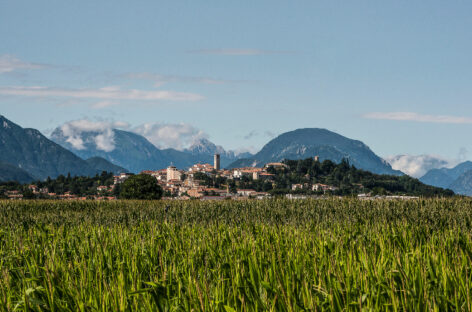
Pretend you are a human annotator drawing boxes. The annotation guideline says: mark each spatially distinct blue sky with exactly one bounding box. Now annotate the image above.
[1,1,472,172]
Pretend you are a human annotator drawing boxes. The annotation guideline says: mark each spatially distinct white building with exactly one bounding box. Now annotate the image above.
[167,166,182,182]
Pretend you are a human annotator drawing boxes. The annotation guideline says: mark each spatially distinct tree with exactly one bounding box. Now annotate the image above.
[120,174,163,200]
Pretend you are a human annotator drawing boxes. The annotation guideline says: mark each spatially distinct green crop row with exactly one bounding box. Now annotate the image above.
[0,198,471,311]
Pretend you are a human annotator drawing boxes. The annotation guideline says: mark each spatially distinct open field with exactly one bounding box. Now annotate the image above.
[1,199,472,311]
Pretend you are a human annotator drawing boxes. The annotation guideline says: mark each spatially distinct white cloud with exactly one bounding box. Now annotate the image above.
[187,49,294,55]
[243,130,276,140]
[125,72,234,87]
[233,146,257,156]
[0,54,45,74]
[58,119,129,152]
[132,123,208,150]
[0,86,204,102]
[384,154,459,178]
[364,112,472,124]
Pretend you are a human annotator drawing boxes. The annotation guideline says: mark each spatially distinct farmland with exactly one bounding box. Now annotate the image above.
[1,199,472,311]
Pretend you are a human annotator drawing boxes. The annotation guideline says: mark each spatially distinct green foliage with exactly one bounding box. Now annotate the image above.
[3,171,116,197]
[277,158,454,196]
[120,174,163,200]
[1,199,472,310]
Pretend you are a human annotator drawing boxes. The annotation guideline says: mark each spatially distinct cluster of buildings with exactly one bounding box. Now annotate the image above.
[2,184,117,200]
[113,154,278,200]
[4,154,347,201]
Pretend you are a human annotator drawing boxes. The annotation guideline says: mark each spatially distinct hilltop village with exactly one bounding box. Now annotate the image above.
[1,153,453,200]
[1,154,345,200]
[116,154,312,200]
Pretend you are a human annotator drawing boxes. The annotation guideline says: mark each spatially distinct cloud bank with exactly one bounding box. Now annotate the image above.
[385,154,458,178]
[364,112,472,124]
[58,120,129,152]
[132,123,208,150]
[0,54,45,74]
[0,86,204,102]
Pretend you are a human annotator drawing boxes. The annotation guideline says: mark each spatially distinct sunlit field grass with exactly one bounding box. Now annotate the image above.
[1,198,472,311]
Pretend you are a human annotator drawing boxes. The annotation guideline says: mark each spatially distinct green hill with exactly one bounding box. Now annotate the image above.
[229,128,402,175]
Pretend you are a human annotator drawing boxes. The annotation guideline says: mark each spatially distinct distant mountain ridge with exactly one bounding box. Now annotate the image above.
[0,161,34,183]
[184,138,249,167]
[228,128,402,176]
[51,127,169,173]
[420,161,472,195]
[51,128,248,172]
[85,157,128,174]
[0,116,127,180]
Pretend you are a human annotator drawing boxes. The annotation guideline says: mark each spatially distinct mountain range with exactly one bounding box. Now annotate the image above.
[50,127,245,172]
[5,114,472,195]
[419,161,472,195]
[1,116,407,183]
[229,128,402,175]
[51,125,403,176]
[0,116,128,181]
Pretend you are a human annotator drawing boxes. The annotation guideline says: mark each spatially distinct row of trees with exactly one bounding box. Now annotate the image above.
[0,173,164,200]
[193,158,454,197]
[276,158,454,196]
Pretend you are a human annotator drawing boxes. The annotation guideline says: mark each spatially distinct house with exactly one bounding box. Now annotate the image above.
[187,187,207,198]
[5,190,23,200]
[114,173,134,184]
[188,163,214,174]
[253,172,275,181]
[232,167,262,179]
[204,188,228,196]
[313,183,338,192]
[264,162,288,170]
[97,185,109,192]
[291,184,304,191]
[252,192,270,199]
[167,166,182,181]
[28,185,39,193]
[237,189,257,197]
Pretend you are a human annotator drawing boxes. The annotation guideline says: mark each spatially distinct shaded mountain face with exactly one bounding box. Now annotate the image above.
[51,126,214,171]
[51,127,170,173]
[0,161,35,183]
[419,169,455,189]
[449,170,472,196]
[0,116,99,180]
[184,138,249,167]
[420,161,472,195]
[51,128,249,172]
[186,138,228,156]
[228,128,402,175]
[85,157,128,174]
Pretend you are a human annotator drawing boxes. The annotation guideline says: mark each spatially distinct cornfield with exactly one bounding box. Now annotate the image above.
[1,198,472,311]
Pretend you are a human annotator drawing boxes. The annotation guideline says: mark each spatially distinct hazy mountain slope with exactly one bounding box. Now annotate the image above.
[228,128,401,175]
[85,157,128,174]
[51,128,172,172]
[419,169,455,189]
[184,138,247,167]
[448,170,472,196]
[0,116,98,180]
[420,161,472,195]
[51,128,249,171]
[0,161,35,183]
